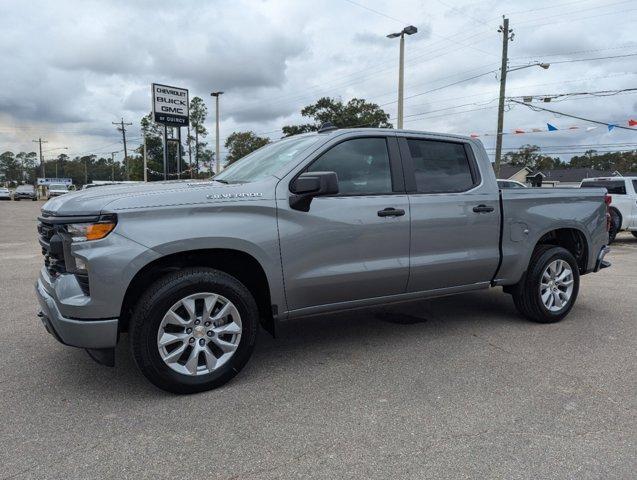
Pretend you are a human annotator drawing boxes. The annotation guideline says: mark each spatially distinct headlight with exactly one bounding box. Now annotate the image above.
[67,215,117,242]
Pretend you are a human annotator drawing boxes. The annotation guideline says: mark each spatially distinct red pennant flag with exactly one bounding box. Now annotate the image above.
[629,119,637,127]
[514,128,525,134]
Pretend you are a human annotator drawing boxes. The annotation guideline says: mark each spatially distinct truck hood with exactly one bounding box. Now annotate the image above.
[42,179,275,216]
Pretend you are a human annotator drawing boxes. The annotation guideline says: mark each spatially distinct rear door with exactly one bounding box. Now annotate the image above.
[399,136,500,292]
[276,134,411,312]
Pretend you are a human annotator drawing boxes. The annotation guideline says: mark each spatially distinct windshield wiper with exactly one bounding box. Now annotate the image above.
[213,179,230,184]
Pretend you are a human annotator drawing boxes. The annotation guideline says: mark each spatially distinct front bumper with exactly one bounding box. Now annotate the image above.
[35,277,118,349]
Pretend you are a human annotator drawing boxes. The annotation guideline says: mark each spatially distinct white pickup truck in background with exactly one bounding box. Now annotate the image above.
[580,177,637,242]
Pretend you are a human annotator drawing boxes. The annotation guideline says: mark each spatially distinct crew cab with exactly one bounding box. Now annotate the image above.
[580,177,637,242]
[35,128,611,393]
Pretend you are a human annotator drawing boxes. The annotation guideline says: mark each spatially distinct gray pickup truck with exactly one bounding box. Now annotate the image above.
[36,128,611,393]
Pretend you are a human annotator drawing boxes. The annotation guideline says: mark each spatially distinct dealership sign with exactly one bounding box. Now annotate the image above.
[152,83,189,126]
[37,178,72,186]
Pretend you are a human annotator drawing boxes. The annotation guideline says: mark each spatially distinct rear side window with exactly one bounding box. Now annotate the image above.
[407,139,477,193]
[307,137,392,195]
[633,180,637,193]
[580,180,626,195]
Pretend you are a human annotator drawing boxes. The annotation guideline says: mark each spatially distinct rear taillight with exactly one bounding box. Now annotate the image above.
[605,194,612,231]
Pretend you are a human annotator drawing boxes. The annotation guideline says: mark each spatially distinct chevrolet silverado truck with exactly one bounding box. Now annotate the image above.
[36,128,611,393]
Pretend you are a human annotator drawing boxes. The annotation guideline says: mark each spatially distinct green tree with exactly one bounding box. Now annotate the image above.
[189,96,208,174]
[282,97,392,136]
[0,151,20,182]
[503,144,562,171]
[224,132,269,166]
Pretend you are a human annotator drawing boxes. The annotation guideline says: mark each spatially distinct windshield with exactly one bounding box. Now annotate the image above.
[17,185,33,191]
[49,184,67,190]
[214,135,321,183]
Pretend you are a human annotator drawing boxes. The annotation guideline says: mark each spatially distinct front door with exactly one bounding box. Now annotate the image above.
[277,135,410,312]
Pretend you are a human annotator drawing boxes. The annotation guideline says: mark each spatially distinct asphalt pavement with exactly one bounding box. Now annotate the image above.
[0,200,635,479]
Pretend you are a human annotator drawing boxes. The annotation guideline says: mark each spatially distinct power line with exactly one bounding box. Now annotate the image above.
[509,99,637,131]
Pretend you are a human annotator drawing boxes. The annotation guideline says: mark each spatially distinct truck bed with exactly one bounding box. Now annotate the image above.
[495,187,608,285]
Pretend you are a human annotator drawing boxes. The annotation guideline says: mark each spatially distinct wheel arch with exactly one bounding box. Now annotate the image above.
[534,227,589,274]
[119,248,275,335]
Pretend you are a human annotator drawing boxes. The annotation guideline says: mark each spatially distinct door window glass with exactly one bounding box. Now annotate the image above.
[307,138,392,195]
[407,139,476,193]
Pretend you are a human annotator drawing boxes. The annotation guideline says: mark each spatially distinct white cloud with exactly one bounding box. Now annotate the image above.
[0,0,636,161]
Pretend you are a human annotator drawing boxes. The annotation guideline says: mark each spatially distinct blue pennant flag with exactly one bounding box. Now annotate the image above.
[547,123,558,131]
[608,124,616,132]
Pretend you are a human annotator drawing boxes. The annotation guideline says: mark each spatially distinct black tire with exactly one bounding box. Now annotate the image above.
[608,208,621,244]
[129,267,259,394]
[14,197,20,201]
[511,245,580,323]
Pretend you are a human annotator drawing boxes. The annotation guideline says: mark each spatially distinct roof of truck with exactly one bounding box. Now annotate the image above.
[317,127,474,142]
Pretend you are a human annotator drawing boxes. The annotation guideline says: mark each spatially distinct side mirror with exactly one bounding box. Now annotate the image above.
[289,171,339,211]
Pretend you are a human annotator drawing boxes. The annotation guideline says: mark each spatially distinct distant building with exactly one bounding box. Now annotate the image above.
[495,165,533,183]
[526,168,624,187]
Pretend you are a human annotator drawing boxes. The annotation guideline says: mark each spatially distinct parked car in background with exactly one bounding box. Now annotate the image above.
[13,184,37,201]
[580,177,637,242]
[497,179,527,189]
[36,128,611,394]
[0,187,11,200]
[46,183,69,199]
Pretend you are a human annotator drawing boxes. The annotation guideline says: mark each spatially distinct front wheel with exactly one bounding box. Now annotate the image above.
[129,268,259,394]
[511,245,580,323]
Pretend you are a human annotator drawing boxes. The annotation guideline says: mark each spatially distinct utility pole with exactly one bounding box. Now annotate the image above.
[211,91,224,174]
[494,17,513,176]
[113,118,132,180]
[110,152,117,181]
[32,138,48,177]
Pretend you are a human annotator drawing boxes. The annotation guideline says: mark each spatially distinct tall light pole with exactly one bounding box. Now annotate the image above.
[211,91,224,174]
[494,16,550,175]
[387,25,417,129]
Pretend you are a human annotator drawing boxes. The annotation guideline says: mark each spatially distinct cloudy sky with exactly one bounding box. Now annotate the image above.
[0,0,636,164]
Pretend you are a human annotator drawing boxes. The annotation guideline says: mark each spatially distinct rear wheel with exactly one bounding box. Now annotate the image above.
[129,268,258,394]
[511,246,580,323]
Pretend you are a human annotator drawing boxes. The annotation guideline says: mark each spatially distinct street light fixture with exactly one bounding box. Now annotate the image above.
[387,25,418,129]
[210,91,224,175]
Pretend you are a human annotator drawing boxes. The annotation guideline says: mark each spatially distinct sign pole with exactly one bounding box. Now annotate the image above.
[177,127,182,179]
[163,124,168,180]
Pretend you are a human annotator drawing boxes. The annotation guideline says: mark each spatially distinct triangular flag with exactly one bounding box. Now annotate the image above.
[629,119,637,127]
[514,128,525,134]
[470,133,479,138]
[608,124,615,132]
[547,123,558,131]
[586,126,598,131]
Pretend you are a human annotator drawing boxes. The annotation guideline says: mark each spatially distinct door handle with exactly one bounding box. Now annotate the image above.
[473,204,495,213]
[378,207,405,217]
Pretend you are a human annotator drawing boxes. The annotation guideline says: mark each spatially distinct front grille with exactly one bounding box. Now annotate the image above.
[38,219,66,278]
